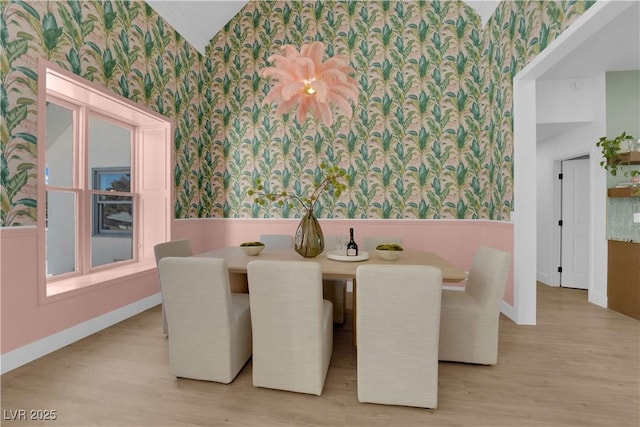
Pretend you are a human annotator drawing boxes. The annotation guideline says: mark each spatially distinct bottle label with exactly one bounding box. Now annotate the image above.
[347,248,357,256]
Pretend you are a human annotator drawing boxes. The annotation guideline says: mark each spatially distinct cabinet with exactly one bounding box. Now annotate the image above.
[607,240,640,320]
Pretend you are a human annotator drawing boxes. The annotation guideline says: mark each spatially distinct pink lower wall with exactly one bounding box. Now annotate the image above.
[1,218,513,358]
[174,218,515,302]
[0,227,159,354]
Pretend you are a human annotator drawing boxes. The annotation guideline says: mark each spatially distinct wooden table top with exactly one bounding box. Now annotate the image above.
[199,247,467,283]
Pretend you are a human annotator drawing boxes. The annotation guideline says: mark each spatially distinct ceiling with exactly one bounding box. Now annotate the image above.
[536,1,639,142]
[147,1,638,78]
[147,0,500,55]
[539,0,640,80]
[146,1,248,54]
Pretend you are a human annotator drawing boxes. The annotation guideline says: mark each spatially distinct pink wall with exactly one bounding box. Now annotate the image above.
[174,218,515,302]
[0,227,159,354]
[2,218,513,358]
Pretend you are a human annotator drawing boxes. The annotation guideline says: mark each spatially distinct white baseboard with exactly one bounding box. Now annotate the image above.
[588,291,607,308]
[1,293,162,374]
[500,300,517,323]
[536,271,549,283]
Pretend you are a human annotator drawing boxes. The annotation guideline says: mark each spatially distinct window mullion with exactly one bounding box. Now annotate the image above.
[77,105,90,274]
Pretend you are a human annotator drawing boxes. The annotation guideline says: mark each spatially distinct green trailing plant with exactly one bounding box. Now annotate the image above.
[248,163,349,215]
[596,131,639,180]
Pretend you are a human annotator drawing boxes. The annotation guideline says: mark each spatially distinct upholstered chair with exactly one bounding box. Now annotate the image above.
[259,234,294,249]
[247,260,333,395]
[261,234,346,324]
[439,246,511,365]
[158,257,252,383]
[356,264,443,408]
[154,240,193,334]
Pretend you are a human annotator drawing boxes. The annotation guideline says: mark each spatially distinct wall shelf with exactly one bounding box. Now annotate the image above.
[608,186,640,197]
[607,152,640,197]
[607,151,640,165]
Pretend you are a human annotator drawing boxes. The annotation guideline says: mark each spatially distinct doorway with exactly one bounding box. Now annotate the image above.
[559,157,590,290]
[513,1,638,322]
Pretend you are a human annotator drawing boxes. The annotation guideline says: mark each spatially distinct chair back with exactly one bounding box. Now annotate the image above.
[154,240,192,263]
[465,246,511,310]
[356,264,443,408]
[259,234,293,249]
[153,240,193,334]
[158,256,252,383]
[247,260,330,394]
[361,236,403,251]
[323,234,339,252]
[158,257,234,353]
[248,260,324,349]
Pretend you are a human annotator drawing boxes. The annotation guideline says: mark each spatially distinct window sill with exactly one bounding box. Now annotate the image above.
[44,258,157,302]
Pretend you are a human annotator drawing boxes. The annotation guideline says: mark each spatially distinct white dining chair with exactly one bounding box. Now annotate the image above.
[247,260,333,395]
[261,233,346,324]
[154,240,193,334]
[259,234,294,249]
[439,246,511,365]
[158,257,252,383]
[356,264,443,408]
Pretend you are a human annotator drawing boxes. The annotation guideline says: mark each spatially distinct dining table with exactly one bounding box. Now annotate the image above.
[199,246,467,344]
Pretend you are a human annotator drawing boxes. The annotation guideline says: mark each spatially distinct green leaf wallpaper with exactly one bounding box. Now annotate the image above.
[0,0,595,226]
[0,0,209,225]
[207,0,593,220]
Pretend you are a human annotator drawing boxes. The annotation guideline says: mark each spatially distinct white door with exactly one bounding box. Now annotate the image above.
[561,158,590,289]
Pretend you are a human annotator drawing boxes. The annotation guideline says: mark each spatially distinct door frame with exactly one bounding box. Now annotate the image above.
[513,1,631,323]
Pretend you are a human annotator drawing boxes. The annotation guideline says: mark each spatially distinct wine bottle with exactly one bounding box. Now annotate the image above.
[346,227,358,256]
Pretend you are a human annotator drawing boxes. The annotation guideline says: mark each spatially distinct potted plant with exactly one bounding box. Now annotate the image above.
[248,164,349,257]
[596,131,639,184]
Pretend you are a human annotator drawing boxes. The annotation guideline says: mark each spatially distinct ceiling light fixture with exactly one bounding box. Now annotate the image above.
[260,41,358,126]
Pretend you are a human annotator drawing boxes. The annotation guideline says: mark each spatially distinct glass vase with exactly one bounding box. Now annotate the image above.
[294,211,325,257]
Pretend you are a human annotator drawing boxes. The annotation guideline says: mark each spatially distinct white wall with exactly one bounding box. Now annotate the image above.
[536,78,598,125]
[536,75,608,306]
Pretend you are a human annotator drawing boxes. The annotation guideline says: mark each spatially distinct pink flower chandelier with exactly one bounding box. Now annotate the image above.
[260,41,358,126]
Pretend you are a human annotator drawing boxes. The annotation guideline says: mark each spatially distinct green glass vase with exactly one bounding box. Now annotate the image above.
[294,211,325,257]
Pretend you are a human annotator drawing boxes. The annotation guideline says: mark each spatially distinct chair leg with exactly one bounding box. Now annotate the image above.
[162,305,168,335]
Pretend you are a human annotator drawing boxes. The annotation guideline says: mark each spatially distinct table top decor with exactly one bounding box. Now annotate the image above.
[375,243,404,261]
[326,250,370,262]
[239,241,265,256]
[248,164,349,258]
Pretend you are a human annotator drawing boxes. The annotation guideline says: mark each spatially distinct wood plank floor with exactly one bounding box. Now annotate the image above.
[2,283,638,426]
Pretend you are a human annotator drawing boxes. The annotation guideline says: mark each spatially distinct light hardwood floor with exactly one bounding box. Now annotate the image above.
[2,283,638,426]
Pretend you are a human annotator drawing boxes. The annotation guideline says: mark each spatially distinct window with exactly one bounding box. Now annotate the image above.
[92,168,132,235]
[45,99,135,273]
[39,61,172,299]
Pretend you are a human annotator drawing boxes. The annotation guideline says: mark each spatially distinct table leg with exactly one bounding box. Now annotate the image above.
[229,272,248,293]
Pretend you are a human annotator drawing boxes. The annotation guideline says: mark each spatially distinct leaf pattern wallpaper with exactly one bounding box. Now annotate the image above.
[1,0,595,226]
[1,0,209,225]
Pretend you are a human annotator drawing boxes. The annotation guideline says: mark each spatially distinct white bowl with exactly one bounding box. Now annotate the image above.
[376,249,401,261]
[240,245,264,256]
